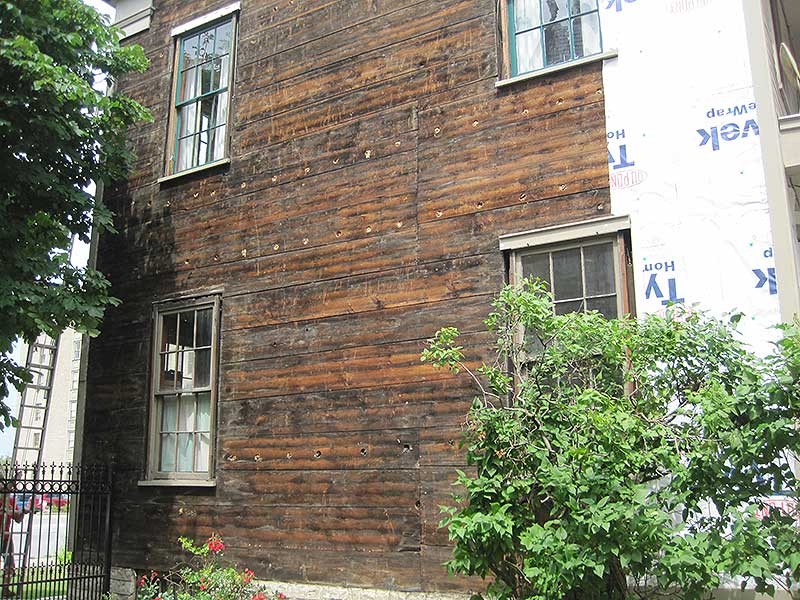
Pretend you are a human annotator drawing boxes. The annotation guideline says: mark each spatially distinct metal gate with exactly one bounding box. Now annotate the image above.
[0,464,112,600]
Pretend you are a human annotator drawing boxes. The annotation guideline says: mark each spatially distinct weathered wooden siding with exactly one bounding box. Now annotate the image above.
[83,0,609,592]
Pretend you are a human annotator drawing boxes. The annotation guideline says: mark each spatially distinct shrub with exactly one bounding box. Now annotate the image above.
[423,280,800,600]
[136,535,285,600]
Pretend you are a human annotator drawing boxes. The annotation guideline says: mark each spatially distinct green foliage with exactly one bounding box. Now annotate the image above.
[136,535,286,600]
[0,0,151,426]
[425,280,800,600]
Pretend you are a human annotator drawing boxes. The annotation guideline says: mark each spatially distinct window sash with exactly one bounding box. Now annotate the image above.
[148,296,219,480]
[167,15,237,175]
[507,0,603,76]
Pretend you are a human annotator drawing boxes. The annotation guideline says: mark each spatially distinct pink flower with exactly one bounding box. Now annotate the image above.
[242,569,255,584]
[251,593,267,600]
[276,593,287,600]
[206,534,225,554]
[137,576,147,588]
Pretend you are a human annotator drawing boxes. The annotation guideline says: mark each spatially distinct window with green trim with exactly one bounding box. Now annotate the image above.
[507,0,602,76]
[169,17,236,174]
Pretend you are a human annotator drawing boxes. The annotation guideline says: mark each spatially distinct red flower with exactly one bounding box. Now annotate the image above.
[199,579,208,591]
[277,593,287,600]
[242,569,255,584]
[206,534,225,554]
[137,576,147,588]
[251,593,267,600]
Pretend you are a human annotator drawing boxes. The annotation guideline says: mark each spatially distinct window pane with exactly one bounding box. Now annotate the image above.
[214,91,229,127]
[177,434,194,472]
[177,135,197,171]
[515,29,544,74]
[195,349,211,388]
[584,243,615,295]
[514,0,541,30]
[178,394,196,431]
[179,66,198,102]
[177,350,194,390]
[543,0,568,21]
[587,296,618,319]
[571,0,597,12]
[160,352,177,390]
[160,434,176,471]
[178,311,195,350]
[521,252,551,289]
[208,126,227,163]
[215,21,233,56]
[161,396,178,432]
[552,248,582,300]
[198,29,215,62]
[181,35,199,69]
[196,308,213,347]
[200,60,217,95]
[195,433,210,472]
[555,299,583,315]
[199,96,215,131]
[178,102,198,138]
[196,392,211,430]
[162,314,178,350]
[544,21,571,65]
[572,13,601,59]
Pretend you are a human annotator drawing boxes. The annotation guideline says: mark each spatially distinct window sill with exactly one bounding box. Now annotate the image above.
[138,479,216,488]
[495,50,619,89]
[157,158,231,184]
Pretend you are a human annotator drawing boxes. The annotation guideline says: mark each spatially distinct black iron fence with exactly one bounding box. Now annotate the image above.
[0,464,112,600]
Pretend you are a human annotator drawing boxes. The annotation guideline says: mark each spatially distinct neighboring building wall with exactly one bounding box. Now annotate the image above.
[40,329,80,465]
[82,0,611,592]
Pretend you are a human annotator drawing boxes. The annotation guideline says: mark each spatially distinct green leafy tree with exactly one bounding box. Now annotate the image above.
[0,0,150,425]
[423,280,800,600]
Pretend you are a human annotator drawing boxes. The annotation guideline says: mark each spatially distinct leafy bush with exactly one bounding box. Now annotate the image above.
[423,280,800,600]
[136,535,285,600]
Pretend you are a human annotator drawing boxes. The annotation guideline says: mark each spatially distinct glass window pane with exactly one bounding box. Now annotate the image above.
[215,21,233,56]
[552,248,582,300]
[214,91,229,127]
[543,0,568,21]
[197,29,215,62]
[160,434,176,471]
[587,296,618,319]
[199,96,215,131]
[544,21,571,65]
[200,60,216,95]
[584,243,615,295]
[515,29,543,74]
[161,314,178,350]
[160,352,177,390]
[178,102,198,138]
[195,433,210,473]
[177,135,197,171]
[208,126,227,162]
[197,129,210,165]
[181,35,199,70]
[196,309,213,347]
[514,0,541,30]
[195,349,211,388]
[521,252,551,288]
[178,311,195,350]
[555,299,583,315]
[177,350,194,390]
[179,66,198,102]
[161,396,178,432]
[572,13,601,59]
[177,434,194,472]
[571,0,597,13]
[196,392,211,430]
[178,394,196,431]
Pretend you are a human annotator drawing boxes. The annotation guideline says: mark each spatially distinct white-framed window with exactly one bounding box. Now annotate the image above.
[70,369,79,391]
[72,338,81,361]
[501,215,634,318]
[165,6,238,176]
[147,296,220,482]
[503,0,603,77]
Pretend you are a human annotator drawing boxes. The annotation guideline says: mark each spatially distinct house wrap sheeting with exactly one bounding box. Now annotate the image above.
[601,0,781,349]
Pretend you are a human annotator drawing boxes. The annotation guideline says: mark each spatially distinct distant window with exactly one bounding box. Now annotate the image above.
[166,14,237,175]
[505,0,603,77]
[147,296,219,481]
[72,338,81,361]
[71,370,79,391]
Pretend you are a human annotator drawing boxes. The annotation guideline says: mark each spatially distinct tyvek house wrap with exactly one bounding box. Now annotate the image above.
[599,0,780,351]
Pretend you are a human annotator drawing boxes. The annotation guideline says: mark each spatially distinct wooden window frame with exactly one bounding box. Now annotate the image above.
[164,9,238,177]
[500,0,605,80]
[145,295,220,484]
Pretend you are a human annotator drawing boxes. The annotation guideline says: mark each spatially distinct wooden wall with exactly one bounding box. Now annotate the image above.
[83,0,610,592]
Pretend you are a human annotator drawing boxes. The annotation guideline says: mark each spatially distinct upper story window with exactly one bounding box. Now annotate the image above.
[166,7,238,176]
[506,0,603,76]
